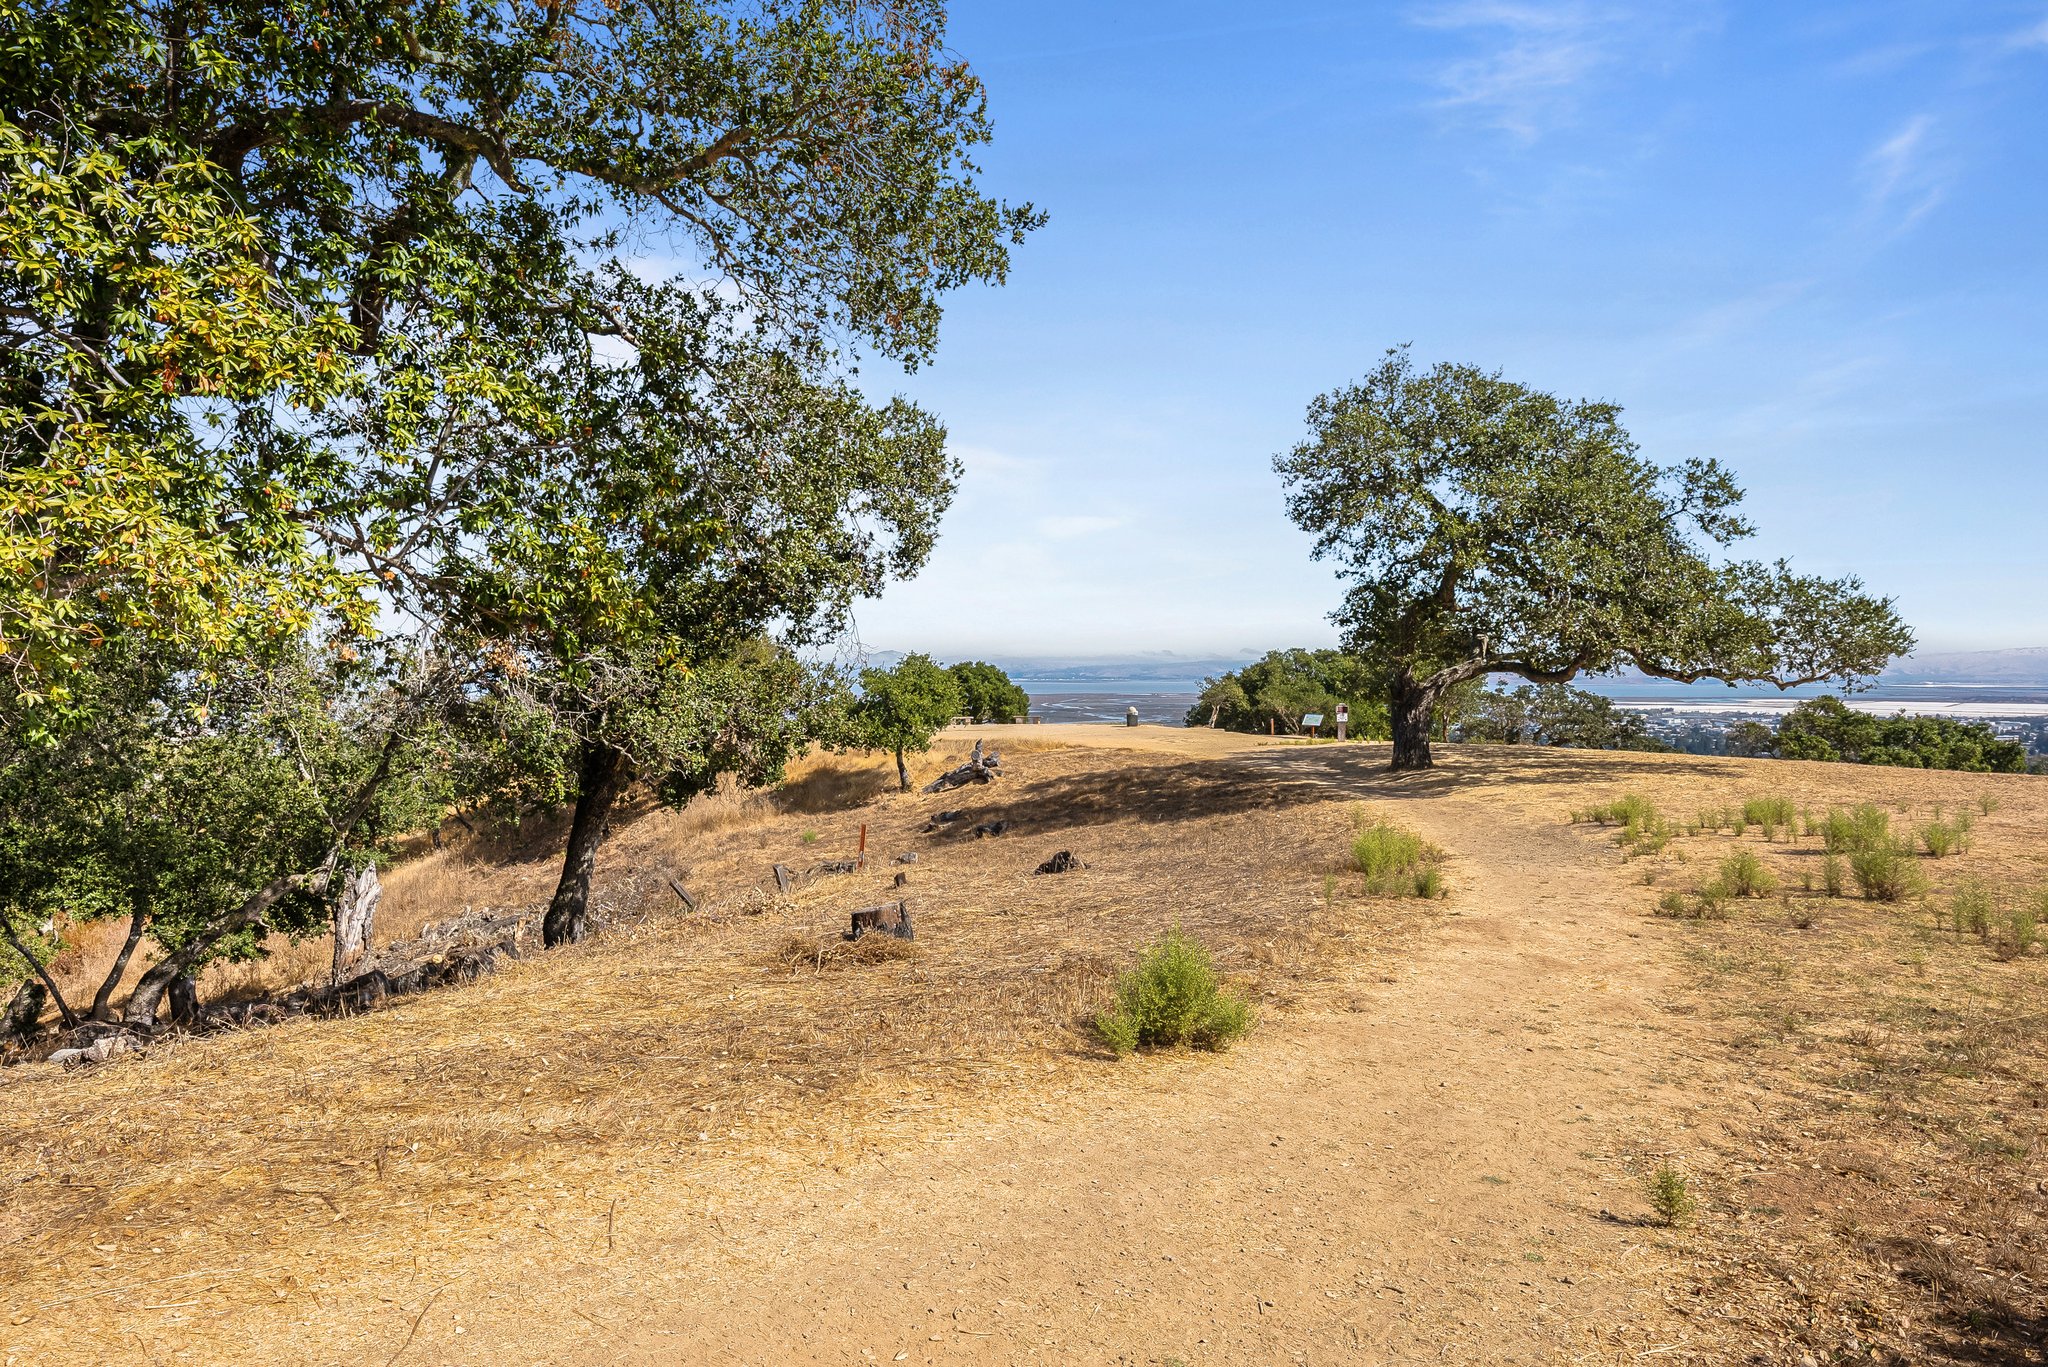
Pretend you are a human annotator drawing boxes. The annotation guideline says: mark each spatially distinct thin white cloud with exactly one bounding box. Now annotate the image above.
[947,443,1044,496]
[1409,1,1712,141]
[2008,14,2048,49]
[1861,114,1951,234]
[1035,514,1129,540]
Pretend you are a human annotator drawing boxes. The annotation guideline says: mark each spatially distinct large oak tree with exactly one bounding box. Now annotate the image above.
[1275,349,1913,770]
[3,0,1038,713]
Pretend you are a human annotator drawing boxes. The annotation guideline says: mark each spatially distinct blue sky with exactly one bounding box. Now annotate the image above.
[844,2,2048,662]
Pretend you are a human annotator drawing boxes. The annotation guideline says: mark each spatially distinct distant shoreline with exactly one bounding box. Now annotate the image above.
[1020,682,2048,727]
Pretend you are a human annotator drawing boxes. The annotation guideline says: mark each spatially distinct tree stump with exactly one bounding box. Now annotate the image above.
[2,979,46,1045]
[847,901,914,941]
[332,861,382,982]
[167,976,201,1028]
[773,864,795,895]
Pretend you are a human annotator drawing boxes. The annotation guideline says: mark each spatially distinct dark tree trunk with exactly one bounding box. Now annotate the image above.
[90,906,147,1023]
[1389,676,1438,772]
[0,909,77,1030]
[894,744,910,792]
[543,740,630,948]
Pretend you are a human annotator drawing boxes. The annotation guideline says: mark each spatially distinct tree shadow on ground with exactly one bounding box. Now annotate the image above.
[938,743,1723,837]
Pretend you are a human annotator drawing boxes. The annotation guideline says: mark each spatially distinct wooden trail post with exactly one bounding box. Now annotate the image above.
[856,823,868,869]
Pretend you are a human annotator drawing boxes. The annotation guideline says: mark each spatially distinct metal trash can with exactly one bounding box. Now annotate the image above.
[1125,705,1140,727]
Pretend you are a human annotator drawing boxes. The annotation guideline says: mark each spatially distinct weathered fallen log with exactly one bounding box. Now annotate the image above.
[811,860,859,876]
[970,820,1009,839]
[847,900,914,941]
[338,969,391,1013]
[922,740,1003,793]
[1034,851,1086,875]
[666,878,698,912]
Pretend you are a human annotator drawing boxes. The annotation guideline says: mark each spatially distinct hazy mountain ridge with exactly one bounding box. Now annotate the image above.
[1881,648,2048,686]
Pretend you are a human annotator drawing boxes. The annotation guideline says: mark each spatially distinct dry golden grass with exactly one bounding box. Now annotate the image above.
[0,736,1437,1362]
[1547,755,2048,1364]
[28,741,1047,1017]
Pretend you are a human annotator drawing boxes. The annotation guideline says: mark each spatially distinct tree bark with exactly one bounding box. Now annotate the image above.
[331,861,382,983]
[1389,675,1438,772]
[125,872,306,1028]
[90,906,148,1022]
[894,744,910,792]
[543,739,630,948]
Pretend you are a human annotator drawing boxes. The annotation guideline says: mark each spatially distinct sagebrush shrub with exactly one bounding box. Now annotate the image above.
[1352,821,1423,880]
[1851,839,1928,903]
[1717,851,1778,899]
[1950,877,1993,937]
[1919,818,1970,858]
[1095,929,1253,1056]
[1352,818,1444,896]
[1743,796,1795,839]
[1646,1163,1697,1227]
[1823,804,1892,855]
[1820,853,1846,898]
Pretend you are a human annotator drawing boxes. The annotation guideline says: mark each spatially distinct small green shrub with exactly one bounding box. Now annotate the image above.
[1978,794,2001,816]
[1656,890,1691,917]
[1743,796,1796,832]
[1351,818,1444,896]
[1646,1163,1697,1227]
[1950,877,1993,937]
[1352,820,1424,879]
[1822,804,1892,855]
[1583,794,1658,827]
[1820,853,1846,898]
[1095,929,1254,1056]
[1850,839,1929,903]
[2009,899,2040,954]
[1717,851,1778,899]
[1919,818,1970,858]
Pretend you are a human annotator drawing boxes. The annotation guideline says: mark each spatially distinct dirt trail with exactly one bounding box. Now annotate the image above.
[479,741,1714,1365]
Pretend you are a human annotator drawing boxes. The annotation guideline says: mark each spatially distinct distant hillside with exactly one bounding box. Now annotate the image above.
[1882,648,2048,686]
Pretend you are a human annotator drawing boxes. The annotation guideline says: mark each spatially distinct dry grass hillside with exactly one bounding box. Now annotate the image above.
[2,728,2045,1365]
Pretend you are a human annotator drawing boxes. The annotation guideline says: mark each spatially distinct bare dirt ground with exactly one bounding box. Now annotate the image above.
[4,727,2044,1365]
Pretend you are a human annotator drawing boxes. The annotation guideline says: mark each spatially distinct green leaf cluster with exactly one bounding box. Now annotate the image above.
[1187,649,1388,737]
[1456,683,1669,752]
[1274,348,1913,765]
[946,660,1028,723]
[1774,696,2025,773]
[845,652,959,785]
[2,0,1040,714]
